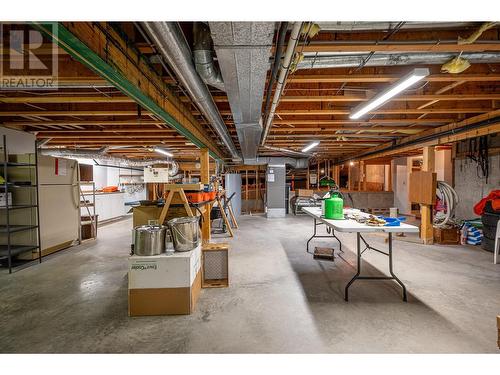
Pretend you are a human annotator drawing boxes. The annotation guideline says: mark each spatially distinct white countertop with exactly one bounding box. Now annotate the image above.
[302,207,419,234]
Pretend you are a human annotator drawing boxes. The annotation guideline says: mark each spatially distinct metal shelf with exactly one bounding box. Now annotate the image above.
[4,162,36,167]
[0,225,38,234]
[1,134,41,273]
[0,245,39,257]
[0,204,38,210]
[1,183,37,188]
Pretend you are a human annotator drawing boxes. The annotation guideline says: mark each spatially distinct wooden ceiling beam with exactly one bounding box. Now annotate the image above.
[2,120,165,127]
[340,109,500,162]
[0,111,153,117]
[33,128,176,134]
[276,94,500,103]
[272,109,490,116]
[0,96,135,104]
[270,126,422,135]
[32,22,225,159]
[272,118,454,125]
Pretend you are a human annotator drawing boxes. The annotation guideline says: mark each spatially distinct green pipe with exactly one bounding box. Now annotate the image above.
[31,22,223,162]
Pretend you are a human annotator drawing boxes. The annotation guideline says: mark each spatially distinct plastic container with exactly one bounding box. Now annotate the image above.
[186,192,204,203]
[324,192,344,220]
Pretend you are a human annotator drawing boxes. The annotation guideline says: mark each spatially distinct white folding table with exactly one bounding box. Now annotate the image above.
[302,206,419,301]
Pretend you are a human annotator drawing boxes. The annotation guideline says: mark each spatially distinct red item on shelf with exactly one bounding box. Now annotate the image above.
[473,190,500,215]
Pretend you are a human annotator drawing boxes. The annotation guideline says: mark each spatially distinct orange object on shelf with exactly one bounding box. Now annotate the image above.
[102,186,119,192]
[208,191,216,200]
[186,192,204,203]
[203,192,211,201]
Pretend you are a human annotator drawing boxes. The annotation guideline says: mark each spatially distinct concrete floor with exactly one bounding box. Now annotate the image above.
[1,214,499,353]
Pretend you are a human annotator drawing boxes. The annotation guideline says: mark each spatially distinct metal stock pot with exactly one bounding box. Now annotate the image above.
[133,221,167,256]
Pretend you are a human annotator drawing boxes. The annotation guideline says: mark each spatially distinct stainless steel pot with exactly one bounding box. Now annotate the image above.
[133,222,167,256]
[167,216,200,252]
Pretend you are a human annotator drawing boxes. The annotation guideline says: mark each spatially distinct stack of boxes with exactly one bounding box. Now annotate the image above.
[461,222,483,246]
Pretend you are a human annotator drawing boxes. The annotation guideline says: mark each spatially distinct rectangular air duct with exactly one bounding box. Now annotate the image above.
[209,22,275,163]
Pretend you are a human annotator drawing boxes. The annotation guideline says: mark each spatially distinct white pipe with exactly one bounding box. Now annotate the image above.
[261,22,303,146]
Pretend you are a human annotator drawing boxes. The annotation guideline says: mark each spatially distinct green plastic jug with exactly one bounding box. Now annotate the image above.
[324,191,344,220]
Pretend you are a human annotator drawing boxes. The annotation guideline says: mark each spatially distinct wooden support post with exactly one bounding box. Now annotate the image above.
[420,146,435,244]
[360,160,367,191]
[307,165,310,189]
[387,162,393,191]
[217,194,233,237]
[200,148,211,244]
[317,163,320,188]
[255,168,259,212]
[348,164,352,191]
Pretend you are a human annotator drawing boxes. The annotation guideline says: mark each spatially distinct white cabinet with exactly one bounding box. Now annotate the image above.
[82,192,125,223]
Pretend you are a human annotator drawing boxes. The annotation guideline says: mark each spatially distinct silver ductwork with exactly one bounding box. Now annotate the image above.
[315,22,479,32]
[141,22,240,160]
[297,52,500,70]
[262,145,312,158]
[261,22,303,147]
[244,156,309,169]
[209,22,275,163]
[40,147,179,175]
[193,22,225,91]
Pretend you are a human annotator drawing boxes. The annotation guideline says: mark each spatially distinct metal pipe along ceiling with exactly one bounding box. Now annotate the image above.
[315,22,480,32]
[141,22,240,161]
[193,22,225,91]
[261,22,303,147]
[297,52,500,70]
[40,147,180,175]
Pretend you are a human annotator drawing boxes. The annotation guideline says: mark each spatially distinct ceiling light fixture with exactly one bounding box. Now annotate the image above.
[154,147,173,157]
[349,68,430,120]
[302,141,320,153]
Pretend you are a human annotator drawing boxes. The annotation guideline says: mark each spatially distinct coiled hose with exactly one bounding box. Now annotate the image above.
[433,181,459,228]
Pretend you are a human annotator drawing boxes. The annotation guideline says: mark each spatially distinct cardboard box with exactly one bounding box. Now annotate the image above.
[433,227,460,245]
[132,205,198,227]
[0,192,12,206]
[297,189,313,197]
[132,206,163,227]
[128,245,201,316]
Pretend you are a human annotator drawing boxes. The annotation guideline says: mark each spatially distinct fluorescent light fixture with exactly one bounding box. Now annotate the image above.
[302,141,320,153]
[349,68,430,120]
[349,161,355,166]
[154,147,173,157]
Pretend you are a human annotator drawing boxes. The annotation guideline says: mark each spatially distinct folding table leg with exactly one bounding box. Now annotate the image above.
[306,219,318,253]
[388,233,407,302]
[344,233,361,301]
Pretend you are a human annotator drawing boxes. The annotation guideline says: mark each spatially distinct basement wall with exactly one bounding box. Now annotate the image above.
[454,152,500,220]
[435,149,452,185]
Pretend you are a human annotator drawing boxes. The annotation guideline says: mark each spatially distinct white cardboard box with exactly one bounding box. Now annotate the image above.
[0,192,12,207]
[128,245,201,289]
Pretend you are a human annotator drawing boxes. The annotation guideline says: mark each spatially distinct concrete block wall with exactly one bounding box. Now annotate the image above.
[454,153,500,220]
